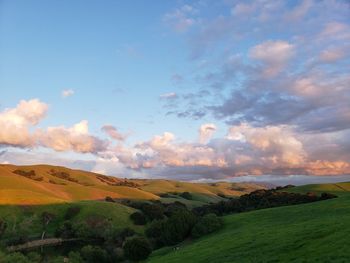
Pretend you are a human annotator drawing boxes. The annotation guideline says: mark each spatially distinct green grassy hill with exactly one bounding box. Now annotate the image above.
[0,201,143,242]
[148,182,350,263]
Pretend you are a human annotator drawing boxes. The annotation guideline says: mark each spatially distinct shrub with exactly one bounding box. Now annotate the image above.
[81,245,109,263]
[105,196,115,202]
[67,251,83,263]
[320,192,337,200]
[0,219,7,238]
[65,206,81,220]
[217,193,227,198]
[41,211,55,227]
[164,201,187,217]
[164,210,197,245]
[26,252,41,262]
[56,221,75,238]
[142,203,164,220]
[123,236,152,261]
[152,210,197,246]
[130,212,147,225]
[1,252,31,263]
[73,215,113,240]
[145,220,165,239]
[180,192,192,200]
[192,213,223,238]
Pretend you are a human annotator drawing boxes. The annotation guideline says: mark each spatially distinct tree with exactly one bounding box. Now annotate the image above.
[191,213,223,238]
[141,203,164,220]
[105,196,115,202]
[130,212,147,225]
[1,252,31,263]
[180,192,192,200]
[0,219,6,238]
[64,206,81,220]
[123,236,152,261]
[68,251,84,263]
[162,210,197,245]
[146,209,197,246]
[81,245,109,263]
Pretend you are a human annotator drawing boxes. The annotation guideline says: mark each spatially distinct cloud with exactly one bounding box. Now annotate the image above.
[101,125,127,141]
[227,124,306,166]
[62,89,74,98]
[38,120,108,154]
[0,99,108,154]
[249,40,295,77]
[160,92,178,99]
[318,47,346,63]
[199,123,217,144]
[98,123,350,180]
[0,99,48,147]
[285,0,313,21]
[163,5,198,32]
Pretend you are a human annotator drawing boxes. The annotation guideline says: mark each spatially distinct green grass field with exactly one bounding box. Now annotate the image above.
[148,182,350,263]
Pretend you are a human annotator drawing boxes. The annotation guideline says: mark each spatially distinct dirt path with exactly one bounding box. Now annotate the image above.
[7,238,79,252]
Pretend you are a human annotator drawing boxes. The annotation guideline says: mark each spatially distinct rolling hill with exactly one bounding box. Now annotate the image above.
[148,182,350,262]
[0,164,265,205]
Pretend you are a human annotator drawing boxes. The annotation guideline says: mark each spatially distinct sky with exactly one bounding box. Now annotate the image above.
[0,0,349,185]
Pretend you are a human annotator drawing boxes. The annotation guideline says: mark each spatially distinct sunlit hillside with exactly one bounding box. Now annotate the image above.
[0,164,265,205]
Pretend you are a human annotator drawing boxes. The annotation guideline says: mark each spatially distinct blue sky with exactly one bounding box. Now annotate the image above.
[0,0,205,141]
[1,0,349,184]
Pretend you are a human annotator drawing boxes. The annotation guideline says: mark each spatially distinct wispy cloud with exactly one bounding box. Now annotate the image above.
[62,89,74,98]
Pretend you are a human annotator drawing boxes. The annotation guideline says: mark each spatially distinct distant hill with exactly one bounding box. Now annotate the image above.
[0,164,265,205]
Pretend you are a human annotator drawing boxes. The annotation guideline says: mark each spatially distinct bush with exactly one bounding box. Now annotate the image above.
[65,206,81,220]
[161,210,197,245]
[0,219,7,238]
[142,203,164,220]
[1,252,31,263]
[105,196,115,202]
[164,201,187,217]
[192,213,223,238]
[67,251,83,263]
[27,252,41,262]
[74,215,113,239]
[130,211,147,225]
[81,245,109,263]
[56,221,75,238]
[123,236,152,261]
[146,210,197,247]
[180,192,192,200]
[41,211,55,227]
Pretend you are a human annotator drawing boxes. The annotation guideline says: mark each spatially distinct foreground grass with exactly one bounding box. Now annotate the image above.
[148,183,350,263]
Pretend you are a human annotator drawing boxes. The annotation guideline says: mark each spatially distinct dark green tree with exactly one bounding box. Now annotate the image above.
[191,213,223,238]
[123,236,152,261]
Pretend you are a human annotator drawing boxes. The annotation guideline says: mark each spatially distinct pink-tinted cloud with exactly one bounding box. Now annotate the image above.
[101,125,127,141]
[199,123,217,144]
[0,99,48,147]
[39,120,107,154]
[249,40,295,77]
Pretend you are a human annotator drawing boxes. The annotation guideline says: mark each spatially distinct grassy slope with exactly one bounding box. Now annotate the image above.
[0,164,264,205]
[148,182,350,263]
[0,201,142,241]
